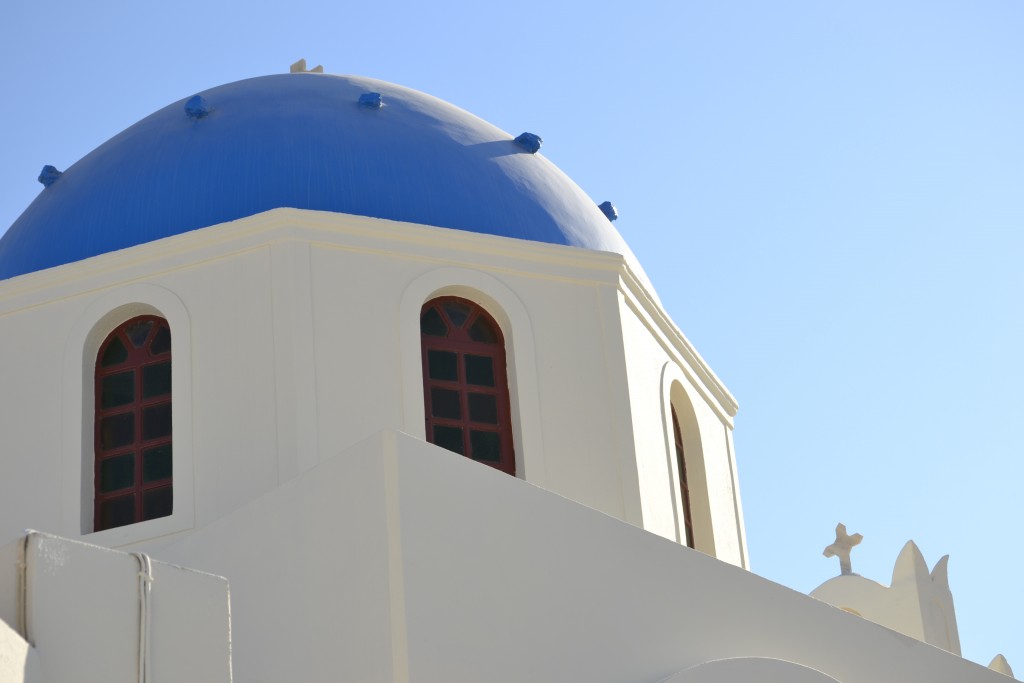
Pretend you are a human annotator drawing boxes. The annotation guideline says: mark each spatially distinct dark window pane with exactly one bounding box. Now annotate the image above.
[433,425,464,455]
[100,495,135,530]
[143,445,173,482]
[142,362,172,398]
[428,350,458,381]
[101,337,129,367]
[142,486,173,521]
[125,320,154,348]
[443,301,470,328]
[99,454,135,492]
[420,307,448,337]
[101,371,135,408]
[100,413,135,450]
[419,299,515,475]
[468,317,499,343]
[465,355,495,386]
[468,393,498,424]
[430,388,461,419]
[470,431,501,462]
[150,325,171,355]
[143,403,172,440]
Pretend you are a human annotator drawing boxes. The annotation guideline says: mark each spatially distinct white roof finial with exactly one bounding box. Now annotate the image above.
[988,654,1014,677]
[290,58,323,74]
[823,523,863,576]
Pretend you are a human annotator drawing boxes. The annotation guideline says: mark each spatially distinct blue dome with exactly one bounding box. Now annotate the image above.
[0,73,646,283]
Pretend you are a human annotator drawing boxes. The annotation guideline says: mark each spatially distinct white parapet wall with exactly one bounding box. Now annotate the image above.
[0,617,42,683]
[0,532,231,683]
[153,430,1010,683]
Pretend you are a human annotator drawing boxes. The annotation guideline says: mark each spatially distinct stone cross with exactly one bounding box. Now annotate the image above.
[823,523,863,576]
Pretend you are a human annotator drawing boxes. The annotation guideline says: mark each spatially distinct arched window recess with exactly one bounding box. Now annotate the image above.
[94,315,173,531]
[420,297,516,476]
[671,405,696,549]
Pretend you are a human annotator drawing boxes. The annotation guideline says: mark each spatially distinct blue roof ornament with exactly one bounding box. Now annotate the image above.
[184,95,211,119]
[358,92,383,109]
[598,201,618,222]
[38,165,62,188]
[514,132,542,154]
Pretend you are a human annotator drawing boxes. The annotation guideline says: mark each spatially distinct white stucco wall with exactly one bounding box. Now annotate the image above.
[156,431,1006,683]
[616,283,746,565]
[0,617,42,683]
[155,431,403,683]
[0,209,743,563]
[0,532,230,683]
[389,432,1005,683]
[662,657,840,683]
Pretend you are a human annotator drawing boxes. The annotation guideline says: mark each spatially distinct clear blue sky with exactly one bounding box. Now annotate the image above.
[2,0,1021,671]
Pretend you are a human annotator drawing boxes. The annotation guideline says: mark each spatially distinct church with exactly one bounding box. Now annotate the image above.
[0,63,1014,682]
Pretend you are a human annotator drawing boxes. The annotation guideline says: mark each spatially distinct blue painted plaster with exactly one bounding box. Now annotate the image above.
[0,74,647,285]
[37,165,63,187]
[598,201,618,222]
[358,91,383,108]
[514,132,542,154]
[184,95,211,119]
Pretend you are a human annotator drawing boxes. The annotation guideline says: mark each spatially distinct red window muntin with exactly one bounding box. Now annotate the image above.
[94,315,173,531]
[420,297,516,476]
[671,406,695,548]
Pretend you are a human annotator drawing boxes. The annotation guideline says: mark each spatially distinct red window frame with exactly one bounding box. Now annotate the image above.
[671,406,695,548]
[420,297,516,476]
[94,315,173,531]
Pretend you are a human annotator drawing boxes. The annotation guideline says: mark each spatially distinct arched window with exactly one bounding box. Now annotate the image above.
[420,297,515,475]
[94,316,172,531]
[671,406,695,549]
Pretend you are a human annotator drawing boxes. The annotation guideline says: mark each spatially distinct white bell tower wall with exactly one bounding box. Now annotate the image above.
[0,208,747,567]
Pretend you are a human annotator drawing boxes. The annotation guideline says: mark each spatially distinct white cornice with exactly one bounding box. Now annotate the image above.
[0,208,738,419]
[617,261,739,421]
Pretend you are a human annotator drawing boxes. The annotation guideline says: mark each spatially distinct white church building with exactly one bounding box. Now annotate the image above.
[0,63,1014,682]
